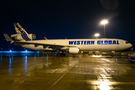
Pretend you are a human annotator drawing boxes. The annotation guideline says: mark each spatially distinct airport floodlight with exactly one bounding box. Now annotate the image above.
[101,20,108,24]
[95,33,100,38]
[101,20,108,38]
[95,33,100,37]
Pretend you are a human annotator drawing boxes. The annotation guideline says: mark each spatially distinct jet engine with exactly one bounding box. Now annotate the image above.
[29,34,36,39]
[11,33,36,41]
[69,47,79,53]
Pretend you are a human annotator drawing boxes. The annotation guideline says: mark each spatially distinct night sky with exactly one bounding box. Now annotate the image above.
[0,0,135,50]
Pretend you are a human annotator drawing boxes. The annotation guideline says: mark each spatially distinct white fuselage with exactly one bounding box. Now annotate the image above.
[20,38,132,51]
[5,23,132,53]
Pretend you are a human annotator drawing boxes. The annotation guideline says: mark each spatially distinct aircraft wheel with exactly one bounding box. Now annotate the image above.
[60,53,66,56]
[130,61,133,63]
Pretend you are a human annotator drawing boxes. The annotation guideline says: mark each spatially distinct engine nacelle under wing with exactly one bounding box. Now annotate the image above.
[69,47,79,53]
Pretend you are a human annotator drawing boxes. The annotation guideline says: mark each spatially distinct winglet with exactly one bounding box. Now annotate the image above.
[3,34,14,43]
[42,37,48,40]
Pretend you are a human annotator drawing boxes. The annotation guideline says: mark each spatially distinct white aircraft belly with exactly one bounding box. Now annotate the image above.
[21,44,52,51]
[80,45,119,51]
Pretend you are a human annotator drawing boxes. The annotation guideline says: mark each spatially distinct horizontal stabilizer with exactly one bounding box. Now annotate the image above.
[3,34,14,42]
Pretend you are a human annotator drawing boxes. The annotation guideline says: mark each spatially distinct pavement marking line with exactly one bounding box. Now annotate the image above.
[48,70,68,90]
[48,60,79,90]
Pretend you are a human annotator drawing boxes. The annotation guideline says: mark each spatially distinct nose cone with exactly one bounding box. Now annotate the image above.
[125,43,132,49]
[128,43,132,48]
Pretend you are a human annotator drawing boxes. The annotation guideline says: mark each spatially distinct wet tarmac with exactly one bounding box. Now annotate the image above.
[0,55,135,90]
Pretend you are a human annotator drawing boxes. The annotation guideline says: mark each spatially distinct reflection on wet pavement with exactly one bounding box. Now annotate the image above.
[8,58,12,75]
[1,53,2,61]
[0,55,135,90]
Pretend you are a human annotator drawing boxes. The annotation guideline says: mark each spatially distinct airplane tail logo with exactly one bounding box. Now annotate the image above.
[21,32,32,41]
[14,23,32,41]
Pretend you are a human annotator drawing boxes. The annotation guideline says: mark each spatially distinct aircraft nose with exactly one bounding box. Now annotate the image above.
[130,43,132,47]
[129,43,132,48]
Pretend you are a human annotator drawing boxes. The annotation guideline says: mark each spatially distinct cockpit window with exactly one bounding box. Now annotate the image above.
[126,42,129,44]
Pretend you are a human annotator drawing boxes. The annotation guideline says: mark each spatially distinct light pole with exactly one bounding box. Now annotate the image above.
[95,33,100,39]
[101,20,108,38]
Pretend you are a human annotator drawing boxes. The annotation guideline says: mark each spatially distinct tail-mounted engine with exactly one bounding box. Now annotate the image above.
[11,33,36,41]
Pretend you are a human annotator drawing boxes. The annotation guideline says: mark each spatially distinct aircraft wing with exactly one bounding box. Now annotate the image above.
[13,41,72,49]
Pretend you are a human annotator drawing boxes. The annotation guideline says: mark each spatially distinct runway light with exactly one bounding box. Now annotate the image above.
[25,50,28,52]
[131,48,133,51]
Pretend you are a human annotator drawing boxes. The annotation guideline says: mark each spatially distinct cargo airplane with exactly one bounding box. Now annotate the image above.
[4,23,132,55]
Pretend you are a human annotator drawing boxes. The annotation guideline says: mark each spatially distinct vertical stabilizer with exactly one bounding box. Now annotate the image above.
[11,23,36,41]
[14,23,28,34]
[13,23,32,41]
